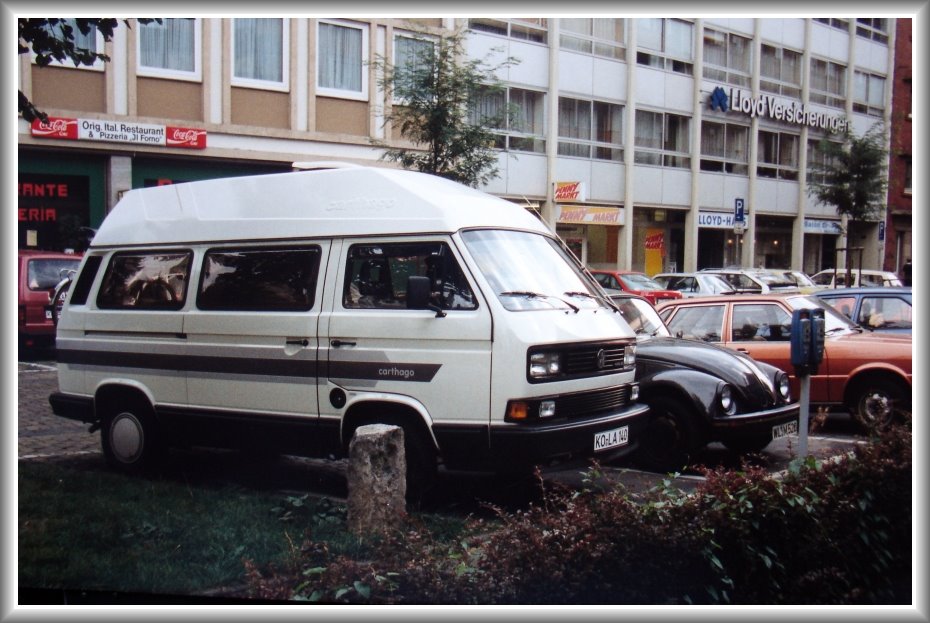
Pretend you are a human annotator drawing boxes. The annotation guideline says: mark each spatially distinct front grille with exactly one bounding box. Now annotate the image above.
[562,344,627,375]
[556,385,631,419]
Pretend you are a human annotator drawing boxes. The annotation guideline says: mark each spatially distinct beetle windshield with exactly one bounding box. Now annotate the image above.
[460,230,609,311]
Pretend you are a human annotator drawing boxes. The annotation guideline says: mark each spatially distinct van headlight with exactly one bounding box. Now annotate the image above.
[529,352,562,379]
[623,344,636,369]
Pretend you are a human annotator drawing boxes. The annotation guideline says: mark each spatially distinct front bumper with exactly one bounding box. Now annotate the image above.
[712,402,800,438]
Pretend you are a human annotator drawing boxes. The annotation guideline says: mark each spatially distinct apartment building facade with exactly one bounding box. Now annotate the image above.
[17,17,902,276]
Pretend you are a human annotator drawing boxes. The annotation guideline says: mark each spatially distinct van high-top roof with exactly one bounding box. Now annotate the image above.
[91,167,549,247]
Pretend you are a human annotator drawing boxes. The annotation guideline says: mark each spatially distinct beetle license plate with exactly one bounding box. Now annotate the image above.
[594,426,629,451]
[772,420,799,440]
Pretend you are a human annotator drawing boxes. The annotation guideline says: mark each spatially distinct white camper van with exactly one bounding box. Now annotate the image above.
[50,166,648,491]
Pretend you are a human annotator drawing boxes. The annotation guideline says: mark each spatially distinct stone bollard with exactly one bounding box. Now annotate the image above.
[346,424,407,536]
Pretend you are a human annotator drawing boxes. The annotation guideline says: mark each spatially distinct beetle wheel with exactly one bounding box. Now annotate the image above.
[634,396,700,473]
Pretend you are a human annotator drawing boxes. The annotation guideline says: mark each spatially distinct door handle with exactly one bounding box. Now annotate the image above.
[331,339,356,348]
[286,338,310,347]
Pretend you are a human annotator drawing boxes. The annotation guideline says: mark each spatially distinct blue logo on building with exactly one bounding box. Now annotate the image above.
[709,87,729,112]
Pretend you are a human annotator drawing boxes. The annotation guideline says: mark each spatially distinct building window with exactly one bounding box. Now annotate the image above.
[853,70,886,116]
[36,19,104,70]
[700,121,749,174]
[472,87,546,154]
[138,18,200,80]
[903,157,912,196]
[392,32,435,103]
[558,98,623,161]
[760,44,802,99]
[317,20,368,99]
[636,18,694,76]
[809,57,846,109]
[232,18,287,89]
[807,137,840,185]
[856,18,889,44]
[758,130,799,180]
[813,18,850,31]
[559,18,625,59]
[468,18,548,44]
[634,110,691,169]
[703,28,751,87]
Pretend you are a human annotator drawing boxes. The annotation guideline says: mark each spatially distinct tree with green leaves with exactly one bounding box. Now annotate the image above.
[18,18,154,123]
[807,122,888,279]
[372,28,518,188]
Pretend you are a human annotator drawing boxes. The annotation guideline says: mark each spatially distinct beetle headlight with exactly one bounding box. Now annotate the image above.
[776,372,791,402]
[529,352,562,379]
[719,384,736,415]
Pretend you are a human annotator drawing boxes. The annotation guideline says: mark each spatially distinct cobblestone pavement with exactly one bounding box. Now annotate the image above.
[18,361,99,460]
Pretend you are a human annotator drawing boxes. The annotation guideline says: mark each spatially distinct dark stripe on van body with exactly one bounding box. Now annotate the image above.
[56,349,440,382]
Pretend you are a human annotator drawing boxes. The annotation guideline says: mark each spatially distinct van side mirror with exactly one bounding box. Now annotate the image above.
[406,275,446,318]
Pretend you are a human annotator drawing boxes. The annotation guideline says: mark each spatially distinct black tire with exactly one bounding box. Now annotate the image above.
[849,379,908,432]
[100,397,165,473]
[634,396,702,473]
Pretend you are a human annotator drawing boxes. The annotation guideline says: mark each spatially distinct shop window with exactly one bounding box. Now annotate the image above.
[810,57,846,109]
[700,121,749,174]
[703,28,751,87]
[758,130,799,180]
[636,18,694,76]
[853,70,886,116]
[471,87,546,154]
[317,20,368,100]
[468,18,548,44]
[634,110,691,169]
[760,44,801,99]
[558,98,623,162]
[138,18,201,81]
[560,18,625,59]
[232,18,287,90]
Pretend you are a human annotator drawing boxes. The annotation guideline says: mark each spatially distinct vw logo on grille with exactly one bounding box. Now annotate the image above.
[596,348,607,370]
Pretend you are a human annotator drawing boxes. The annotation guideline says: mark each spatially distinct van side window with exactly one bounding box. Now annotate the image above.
[198,246,321,311]
[68,255,103,305]
[98,252,191,310]
[343,242,477,310]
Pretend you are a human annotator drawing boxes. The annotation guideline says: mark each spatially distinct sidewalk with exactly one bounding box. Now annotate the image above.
[18,364,99,460]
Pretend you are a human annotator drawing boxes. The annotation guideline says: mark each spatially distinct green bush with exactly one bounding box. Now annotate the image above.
[243,421,911,604]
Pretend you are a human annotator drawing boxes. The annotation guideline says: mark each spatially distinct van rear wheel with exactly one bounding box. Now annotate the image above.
[101,398,164,473]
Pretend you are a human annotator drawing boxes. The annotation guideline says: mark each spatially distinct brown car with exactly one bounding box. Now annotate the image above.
[657,293,912,430]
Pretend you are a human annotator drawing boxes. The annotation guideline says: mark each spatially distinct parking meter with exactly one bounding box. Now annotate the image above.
[809,308,825,375]
[790,309,812,376]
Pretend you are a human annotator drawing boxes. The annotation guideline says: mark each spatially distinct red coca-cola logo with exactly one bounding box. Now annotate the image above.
[166,126,207,149]
[31,117,78,139]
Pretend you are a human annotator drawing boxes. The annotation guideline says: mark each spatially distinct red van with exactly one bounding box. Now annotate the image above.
[18,249,82,348]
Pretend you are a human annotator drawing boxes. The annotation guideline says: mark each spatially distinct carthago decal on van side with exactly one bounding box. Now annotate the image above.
[57,348,441,382]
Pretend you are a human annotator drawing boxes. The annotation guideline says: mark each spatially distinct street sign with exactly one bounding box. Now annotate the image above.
[734,198,745,223]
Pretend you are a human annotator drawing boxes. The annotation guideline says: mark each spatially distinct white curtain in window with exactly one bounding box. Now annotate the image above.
[594,102,622,144]
[593,18,623,43]
[140,18,195,72]
[470,88,505,129]
[703,29,727,67]
[234,19,283,82]
[666,20,693,59]
[701,121,725,157]
[760,45,778,79]
[778,134,798,167]
[868,75,885,107]
[728,125,749,162]
[512,90,543,134]
[728,34,750,72]
[560,18,591,35]
[781,49,801,84]
[634,110,662,149]
[758,131,778,165]
[319,22,362,91]
[395,35,433,78]
[637,19,663,52]
[559,98,591,140]
[665,114,689,153]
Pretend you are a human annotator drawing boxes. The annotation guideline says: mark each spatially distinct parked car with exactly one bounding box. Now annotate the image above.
[699,268,800,294]
[589,270,683,305]
[653,272,737,297]
[17,249,82,348]
[609,293,798,471]
[811,268,903,288]
[657,294,912,430]
[814,287,912,334]
[775,270,824,294]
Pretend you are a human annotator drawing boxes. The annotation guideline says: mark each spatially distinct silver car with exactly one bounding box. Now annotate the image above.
[653,272,736,297]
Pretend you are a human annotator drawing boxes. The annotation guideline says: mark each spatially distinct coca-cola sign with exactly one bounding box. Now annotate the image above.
[30,117,207,150]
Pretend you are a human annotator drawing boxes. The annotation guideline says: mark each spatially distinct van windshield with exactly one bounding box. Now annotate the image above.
[460,230,608,312]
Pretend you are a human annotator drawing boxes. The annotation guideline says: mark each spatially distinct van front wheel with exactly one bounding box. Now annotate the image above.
[101,400,164,473]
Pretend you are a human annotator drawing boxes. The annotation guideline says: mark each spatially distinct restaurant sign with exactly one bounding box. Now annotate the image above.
[31,117,207,149]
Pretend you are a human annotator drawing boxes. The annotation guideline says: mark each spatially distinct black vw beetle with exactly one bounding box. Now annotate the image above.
[609,293,799,472]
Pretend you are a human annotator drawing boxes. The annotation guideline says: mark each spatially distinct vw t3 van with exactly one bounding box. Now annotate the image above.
[49,166,648,492]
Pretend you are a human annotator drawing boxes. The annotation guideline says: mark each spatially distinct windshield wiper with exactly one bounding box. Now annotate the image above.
[499,291,580,313]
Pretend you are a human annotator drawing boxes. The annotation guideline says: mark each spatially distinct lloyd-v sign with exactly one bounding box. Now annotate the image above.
[708,86,849,135]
